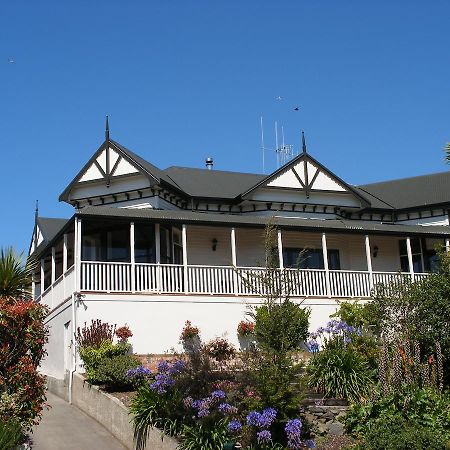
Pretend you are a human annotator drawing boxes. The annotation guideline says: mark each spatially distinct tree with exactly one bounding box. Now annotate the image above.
[0,248,33,301]
[445,142,450,164]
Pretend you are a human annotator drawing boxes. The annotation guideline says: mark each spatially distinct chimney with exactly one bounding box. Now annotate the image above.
[205,157,213,170]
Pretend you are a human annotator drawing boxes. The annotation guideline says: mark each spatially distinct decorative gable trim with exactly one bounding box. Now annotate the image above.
[241,152,370,206]
[59,140,160,202]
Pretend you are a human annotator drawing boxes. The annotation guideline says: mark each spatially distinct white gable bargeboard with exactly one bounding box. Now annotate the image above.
[79,148,139,183]
[267,160,346,192]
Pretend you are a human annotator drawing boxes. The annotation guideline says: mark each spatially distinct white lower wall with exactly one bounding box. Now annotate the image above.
[41,300,72,379]
[42,293,342,378]
[76,294,340,355]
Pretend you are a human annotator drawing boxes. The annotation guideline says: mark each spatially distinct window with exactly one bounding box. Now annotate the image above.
[172,227,183,265]
[283,248,340,270]
[66,229,74,268]
[399,239,423,273]
[82,220,130,263]
[134,223,155,263]
[160,226,172,263]
[54,239,64,279]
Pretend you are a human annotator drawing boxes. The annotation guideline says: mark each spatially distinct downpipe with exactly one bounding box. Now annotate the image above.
[68,292,78,404]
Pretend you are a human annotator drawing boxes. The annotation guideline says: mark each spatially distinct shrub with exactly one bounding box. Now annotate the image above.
[115,325,133,343]
[353,417,449,450]
[205,338,236,362]
[307,343,372,402]
[253,300,310,353]
[237,320,255,337]
[179,419,229,450]
[79,340,130,383]
[180,320,200,341]
[0,418,23,450]
[345,386,450,439]
[0,298,48,430]
[369,249,450,385]
[75,319,116,349]
[90,354,141,390]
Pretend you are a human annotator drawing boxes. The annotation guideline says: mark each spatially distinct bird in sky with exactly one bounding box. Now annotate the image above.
[275,96,283,101]
[294,107,300,111]
[8,58,15,64]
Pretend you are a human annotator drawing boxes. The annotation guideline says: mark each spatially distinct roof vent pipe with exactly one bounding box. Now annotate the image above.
[205,157,213,170]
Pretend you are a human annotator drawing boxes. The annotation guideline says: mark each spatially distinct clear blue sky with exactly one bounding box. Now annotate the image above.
[1,1,450,252]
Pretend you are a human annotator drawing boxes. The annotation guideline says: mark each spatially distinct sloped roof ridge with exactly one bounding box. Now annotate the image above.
[359,169,450,188]
[164,165,265,176]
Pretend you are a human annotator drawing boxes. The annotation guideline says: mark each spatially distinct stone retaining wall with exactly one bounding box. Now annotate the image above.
[46,374,178,450]
[300,404,348,437]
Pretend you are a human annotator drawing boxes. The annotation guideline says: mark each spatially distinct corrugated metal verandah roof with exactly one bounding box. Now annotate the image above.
[77,206,450,237]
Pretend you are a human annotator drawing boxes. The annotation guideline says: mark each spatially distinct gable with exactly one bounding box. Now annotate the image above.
[242,153,370,208]
[59,140,162,204]
[78,147,140,183]
[267,160,346,193]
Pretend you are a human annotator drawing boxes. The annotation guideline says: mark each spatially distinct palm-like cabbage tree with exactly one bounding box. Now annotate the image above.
[0,248,34,301]
[445,143,450,164]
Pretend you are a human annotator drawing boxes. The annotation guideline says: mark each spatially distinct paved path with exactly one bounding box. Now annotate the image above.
[32,391,127,450]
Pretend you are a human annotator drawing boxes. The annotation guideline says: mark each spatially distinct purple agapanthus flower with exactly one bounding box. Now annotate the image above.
[211,389,226,400]
[227,419,242,433]
[307,340,319,352]
[256,430,272,445]
[218,403,237,415]
[169,359,186,375]
[126,366,152,378]
[157,360,170,373]
[246,411,262,427]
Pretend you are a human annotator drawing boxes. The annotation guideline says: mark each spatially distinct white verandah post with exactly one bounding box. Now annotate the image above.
[446,238,450,252]
[365,235,374,291]
[75,218,82,292]
[322,232,331,298]
[130,222,135,293]
[63,233,68,298]
[155,224,161,293]
[182,224,188,294]
[231,227,238,296]
[40,257,45,295]
[406,236,415,281]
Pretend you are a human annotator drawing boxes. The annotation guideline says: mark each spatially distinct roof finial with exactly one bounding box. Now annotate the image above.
[105,115,110,142]
[34,200,39,250]
[35,200,39,220]
[302,131,307,154]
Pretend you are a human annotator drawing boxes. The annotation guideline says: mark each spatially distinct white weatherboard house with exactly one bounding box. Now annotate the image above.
[31,127,450,380]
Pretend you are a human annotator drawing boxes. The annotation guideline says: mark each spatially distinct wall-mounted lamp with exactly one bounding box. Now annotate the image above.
[212,238,218,251]
[372,246,379,258]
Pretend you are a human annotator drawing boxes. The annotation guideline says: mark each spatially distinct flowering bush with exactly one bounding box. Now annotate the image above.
[237,320,254,337]
[307,320,372,402]
[0,298,48,430]
[180,320,200,341]
[76,319,116,349]
[115,325,133,343]
[205,337,235,362]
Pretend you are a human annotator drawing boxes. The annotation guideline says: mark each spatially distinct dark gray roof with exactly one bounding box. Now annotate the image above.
[37,217,69,242]
[78,206,450,236]
[163,166,265,199]
[111,140,182,189]
[358,171,450,210]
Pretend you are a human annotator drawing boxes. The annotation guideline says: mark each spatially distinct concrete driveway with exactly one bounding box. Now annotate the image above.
[32,391,127,450]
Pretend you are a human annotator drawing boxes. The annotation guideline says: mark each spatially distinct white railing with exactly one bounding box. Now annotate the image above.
[78,261,430,298]
[38,265,76,309]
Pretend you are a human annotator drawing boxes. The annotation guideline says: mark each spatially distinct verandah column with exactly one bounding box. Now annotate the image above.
[182,224,188,294]
[130,222,135,293]
[155,224,161,293]
[446,238,450,252]
[365,235,374,291]
[322,232,331,298]
[75,218,82,292]
[230,227,238,296]
[406,236,415,281]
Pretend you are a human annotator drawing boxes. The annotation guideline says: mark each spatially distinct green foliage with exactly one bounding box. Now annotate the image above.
[307,341,372,402]
[0,247,33,301]
[91,354,140,390]
[370,250,450,385]
[129,383,184,450]
[178,419,229,450]
[0,298,48,430]
[331,300,374,329]
[253,300,310,353]
[79,340,134,389]
[0,419,23,450]
[345,386,450,440]
[352,417,449,450]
